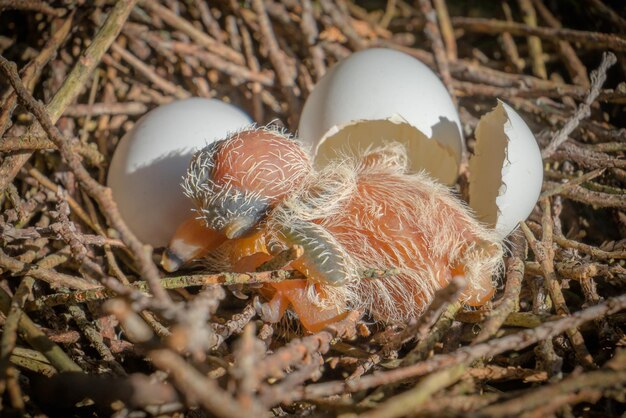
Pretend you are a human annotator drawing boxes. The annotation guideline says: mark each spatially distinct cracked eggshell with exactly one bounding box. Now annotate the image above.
[469,100,543,238]
[107,98,252,247]
[298,48,464,185]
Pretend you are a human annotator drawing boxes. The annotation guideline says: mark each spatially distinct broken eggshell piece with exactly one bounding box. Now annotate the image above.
[297,48,464,185]
[107,98,252,247]
[469,100,543,238]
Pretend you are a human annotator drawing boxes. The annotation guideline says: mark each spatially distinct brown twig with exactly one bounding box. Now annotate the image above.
[0,0,138,194]
[0,11,74,136]
[0,135,104,165]
[473,233,526,343]
[151,348,254,417]
[432,0,456,62]
[256,310,360,380]
[478,353,626,417]
[0,287,82,373]
[300,293,626,399]
[532,0,590,88]
[542,52,617,158]
[499,3,525,72]
[251,0,299,125]
[417,0,456,102]
[453,17,626,51]
[520,199,596,369]
[0,48,173,309]
[138,0,244,65]
[360,364,466,418]
[518,0,547,79]
[0,0,64,16]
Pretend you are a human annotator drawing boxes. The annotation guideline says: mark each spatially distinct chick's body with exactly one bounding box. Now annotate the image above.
[265,144,503,326]
[175,128,503,332]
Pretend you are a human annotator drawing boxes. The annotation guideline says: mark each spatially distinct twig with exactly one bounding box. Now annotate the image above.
[0,287,82,373]
[468,365,548,383]
[68,305,126,375]
[25,270,297,310]
[10,348,56,376]
[0,249,99,290]
[255,310,360,380]
[300,293,626,399]
[520,199,596,369]
[193,0,225,42]
[456,310,550,328]
[478,355,626,417]
[150,348,255,418]
[0,0,138,194]
[0,247,74,390]
[0,135,104,165]
[259,352,324,407]
[138,0,244,65]
[532,0,590,88]
[584,0,626,33]
[1,223,125,247]
[432,0,456,61]
[25,267,397,310]
[0,278,32,395]
[0,46,173,309]
[542,52,617,158]
[543,181,626,208]
[64,102,148,117]
[231,324,265,412]
[110,43,190,99]
[473,233,526,343]
[251,0,299,124]
[0,0,64,16]
[402,301,462,365]
[518,0,547,79]
[554,234,626,261]
[318,0,367,50]
[26,166,98,231]
[452,17,626,51]
[0,11,74,136]
[541,168,605,198]
[360,364,466,418]
[212,301,257,347]
[499,3,525,72]
[417,0,456,102]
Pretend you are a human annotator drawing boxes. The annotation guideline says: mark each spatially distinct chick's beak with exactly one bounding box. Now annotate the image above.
[161,248,186,273]
[161,217,226,272]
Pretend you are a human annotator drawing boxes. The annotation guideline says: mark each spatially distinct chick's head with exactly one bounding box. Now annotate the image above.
[183,127,312,239]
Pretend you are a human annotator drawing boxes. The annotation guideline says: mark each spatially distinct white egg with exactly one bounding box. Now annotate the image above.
[107,98,252,247]
[469,100,543,238]
[298,48,464,185]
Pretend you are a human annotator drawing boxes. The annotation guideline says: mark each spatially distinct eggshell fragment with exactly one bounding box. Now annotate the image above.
[469,100,543,238]
[298,48,464,184]
[107,98,252,247]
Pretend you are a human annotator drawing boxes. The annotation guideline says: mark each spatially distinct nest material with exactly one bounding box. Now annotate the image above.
[0,1,625,417]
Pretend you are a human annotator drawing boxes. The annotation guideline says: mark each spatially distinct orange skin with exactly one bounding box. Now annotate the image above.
[226,231,348,333]
[324,173,494,309]
[211,172,494,332]
[164,129,499,333]
[166,188,493,332]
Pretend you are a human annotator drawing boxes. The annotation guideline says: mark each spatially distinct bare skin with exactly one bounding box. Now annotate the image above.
[162,128,503,332]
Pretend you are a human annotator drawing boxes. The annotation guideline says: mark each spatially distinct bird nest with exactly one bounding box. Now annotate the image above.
[0,1,625,417]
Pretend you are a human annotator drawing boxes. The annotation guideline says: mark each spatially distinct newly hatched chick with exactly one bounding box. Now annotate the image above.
[162,127,503,332]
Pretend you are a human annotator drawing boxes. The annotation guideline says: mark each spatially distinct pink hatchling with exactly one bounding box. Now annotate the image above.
[162,127,503,332]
